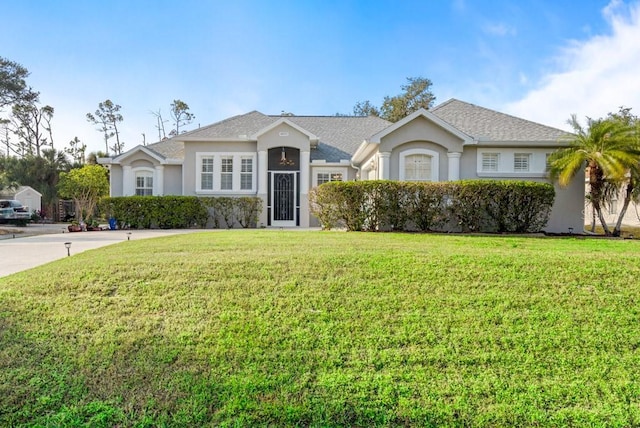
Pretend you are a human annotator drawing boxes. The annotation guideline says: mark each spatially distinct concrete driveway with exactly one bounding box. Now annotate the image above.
[0,224,201,278]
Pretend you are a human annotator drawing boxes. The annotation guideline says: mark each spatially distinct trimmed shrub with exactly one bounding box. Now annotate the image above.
[404,182,449,232]
[99,196,262,229]
[483,180,555,233]
[235,197,262,228]
[309,180,555,233]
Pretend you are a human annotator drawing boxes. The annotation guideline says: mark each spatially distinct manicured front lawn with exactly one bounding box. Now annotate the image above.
[1,231,639,426]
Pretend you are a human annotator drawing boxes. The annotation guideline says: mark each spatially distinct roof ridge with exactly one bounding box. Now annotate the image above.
[431,98,458,111]
[267,114,385,118]
[434,98,568,134]
[176,110,267,138]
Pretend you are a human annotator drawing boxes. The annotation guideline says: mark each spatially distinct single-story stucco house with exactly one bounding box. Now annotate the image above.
[99,99,584,233]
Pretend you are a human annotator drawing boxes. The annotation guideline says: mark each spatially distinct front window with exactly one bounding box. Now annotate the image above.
[404,154,432,181]
[201,156,214,190]
[514,153,531,172]
[241,157,253,190]
[135,172,153,196]
[317,172,343,186]
[482,153,499,172]
[197,152,256,193]
[545,153,552,172]
[221,157,233,190]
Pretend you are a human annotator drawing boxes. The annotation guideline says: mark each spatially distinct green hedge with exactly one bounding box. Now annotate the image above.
[309,180,555,233]
[98,196,262,229]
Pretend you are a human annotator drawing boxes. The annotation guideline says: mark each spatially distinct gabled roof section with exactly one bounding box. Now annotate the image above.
[146,138,184,160]
[284,116,391,161]
[367,108,474,145]
[179,111,274,141]
[110,144,172,164]
[250,118,319,144]
[431,98,568,142]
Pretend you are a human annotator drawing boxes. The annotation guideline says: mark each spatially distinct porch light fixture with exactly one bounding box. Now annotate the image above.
[279,147,294,166]
[64,242,71,257]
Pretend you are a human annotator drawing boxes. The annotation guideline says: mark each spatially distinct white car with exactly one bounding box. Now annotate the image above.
[0,200,31,226]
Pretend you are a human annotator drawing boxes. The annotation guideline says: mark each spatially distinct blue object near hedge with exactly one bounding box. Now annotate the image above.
[108,218,117,230]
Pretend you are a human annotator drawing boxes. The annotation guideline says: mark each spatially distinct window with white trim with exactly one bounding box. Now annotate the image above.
[404,154,432,181]
[201,156,214,190]
[240,157,253,190]
[196,152,257,193]
[220,156,233,190]
[135,171,153,196]
[481,153,499,172]
[317,171,343,186]
[399,148,439,181]
[514,153,531,172]
[545,153,552,172]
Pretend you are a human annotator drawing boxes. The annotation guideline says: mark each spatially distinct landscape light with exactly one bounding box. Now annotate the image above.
[568,227,574,235]
[64,242,71,257]
[127,232,132,241]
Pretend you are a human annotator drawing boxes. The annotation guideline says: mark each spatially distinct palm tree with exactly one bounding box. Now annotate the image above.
[549,114,640,236]
[607,107,640,236]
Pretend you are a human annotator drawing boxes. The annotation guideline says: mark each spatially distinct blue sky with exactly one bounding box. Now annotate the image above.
[2,0,639,154]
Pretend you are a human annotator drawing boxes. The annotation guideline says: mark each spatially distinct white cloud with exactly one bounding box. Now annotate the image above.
[505,0,640,130]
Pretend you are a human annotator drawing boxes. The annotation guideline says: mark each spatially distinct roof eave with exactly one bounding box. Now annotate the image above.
[351,140,379,165]
[475,139,567,147]
[180,137,254,142]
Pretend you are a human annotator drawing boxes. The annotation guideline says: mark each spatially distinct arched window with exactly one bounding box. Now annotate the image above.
[399,149,439,182]
[404,154,432,181]
[135,171,153,196]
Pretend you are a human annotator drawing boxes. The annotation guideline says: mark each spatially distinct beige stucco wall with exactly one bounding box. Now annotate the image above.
[164,165,182,195]
[545,173,585,233]
[109,165,124,197]
[460,146,479,179]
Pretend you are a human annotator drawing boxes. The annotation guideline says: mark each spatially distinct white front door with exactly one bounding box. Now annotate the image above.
[271,172,296,227]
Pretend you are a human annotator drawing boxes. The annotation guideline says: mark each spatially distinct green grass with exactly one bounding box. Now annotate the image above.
[1,231,640,426]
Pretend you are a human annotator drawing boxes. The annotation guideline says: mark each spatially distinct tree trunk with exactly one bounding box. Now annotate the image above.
[594,201,611,235]
[613,179,634,237]
[590,164,611,235]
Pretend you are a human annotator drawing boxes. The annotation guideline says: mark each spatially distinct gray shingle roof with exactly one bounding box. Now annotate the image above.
[431,99,568,142]
[175,111,390,162]
[141,99,563,162]
[283,116,390,161]
[145,138,184,159]
[180,111,276,140]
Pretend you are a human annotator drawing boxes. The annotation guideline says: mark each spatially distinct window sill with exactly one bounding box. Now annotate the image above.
[196,190,257,194]
[476,172,548,178]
